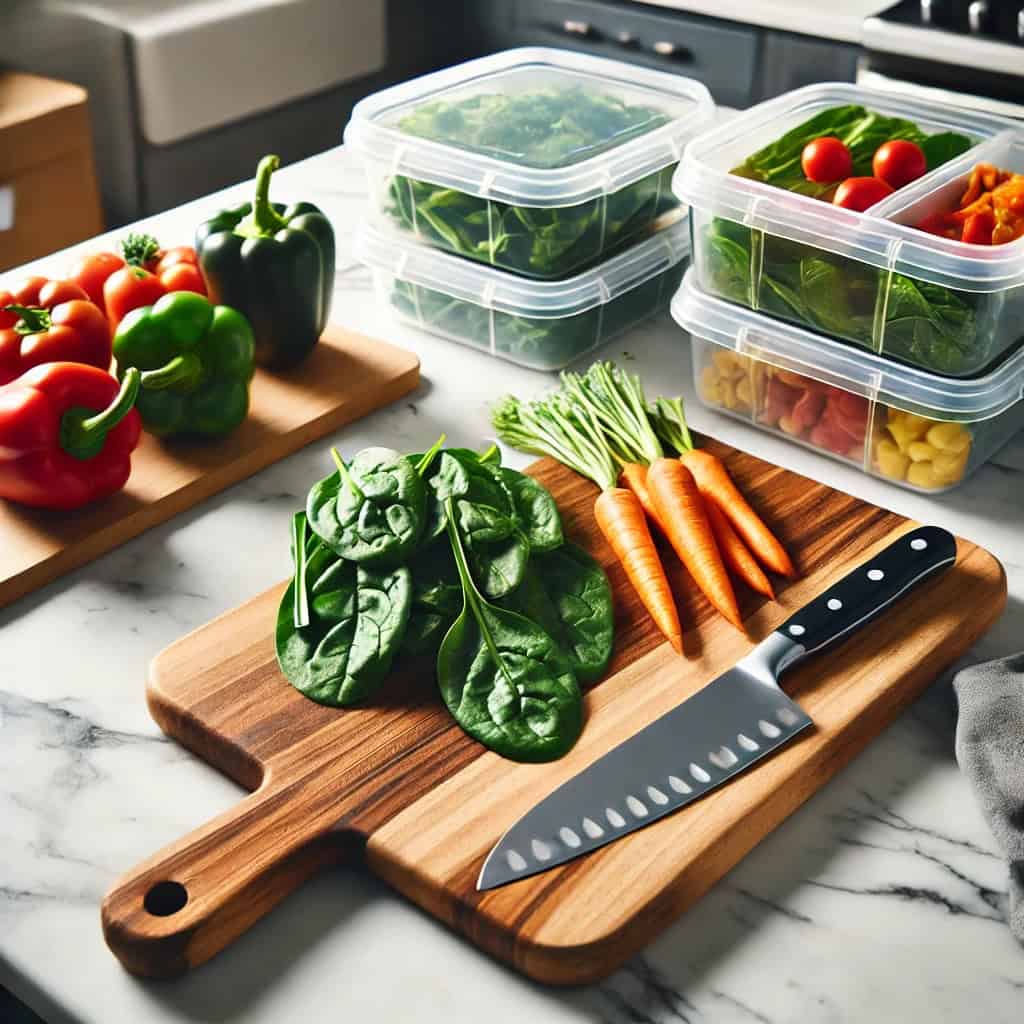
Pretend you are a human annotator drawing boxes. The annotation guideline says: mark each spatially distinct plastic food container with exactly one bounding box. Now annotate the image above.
[345,47,713,279]
[675,82,1024,378]
[673,269,1024,493]
[356,216,690,371]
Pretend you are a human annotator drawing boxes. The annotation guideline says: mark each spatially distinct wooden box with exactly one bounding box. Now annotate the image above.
[0,71,104,271]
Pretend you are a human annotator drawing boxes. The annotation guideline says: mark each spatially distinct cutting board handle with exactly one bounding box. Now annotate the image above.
[101,780,354,978]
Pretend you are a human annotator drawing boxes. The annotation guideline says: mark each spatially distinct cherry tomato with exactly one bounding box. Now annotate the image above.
[832,177,894,212]
[67,251,125,311]
[801,136,853,183]
[872,140,927,190]
[103,266,167,328]
[159,261,207,296]
[155,246,199,274]
[961,209,995,245]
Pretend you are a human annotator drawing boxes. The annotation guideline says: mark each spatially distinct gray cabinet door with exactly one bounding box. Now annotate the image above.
[470,0,760,109]
[757,31,859,100]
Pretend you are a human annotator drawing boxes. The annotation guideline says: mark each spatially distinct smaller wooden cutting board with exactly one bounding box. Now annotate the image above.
[0,325,419,609]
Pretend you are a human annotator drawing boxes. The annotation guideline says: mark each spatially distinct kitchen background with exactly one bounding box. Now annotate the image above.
[1,0,1021,269]
[1,1,1022,1020]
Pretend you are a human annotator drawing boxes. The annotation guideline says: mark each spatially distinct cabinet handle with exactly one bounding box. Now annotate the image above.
[0,185,13,232]
[652,40,693,61]
[563,19,591,37]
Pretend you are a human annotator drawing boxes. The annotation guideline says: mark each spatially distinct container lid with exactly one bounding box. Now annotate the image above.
[672,268,1024,421]
[356,215,690,320]
[675,82,1024,292]
[345,47,713,207]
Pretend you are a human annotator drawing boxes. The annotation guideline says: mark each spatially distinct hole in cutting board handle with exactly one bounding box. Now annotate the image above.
[144,881,188,917]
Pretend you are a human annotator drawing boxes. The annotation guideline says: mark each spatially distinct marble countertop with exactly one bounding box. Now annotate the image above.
[2,147,1023,1024]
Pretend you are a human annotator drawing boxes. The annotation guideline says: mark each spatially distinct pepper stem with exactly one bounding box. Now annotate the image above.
[120,232,161,268]
[235,155,289,239]
[60,368,141,461]
[139,353,203,392]
[4,304,51,335]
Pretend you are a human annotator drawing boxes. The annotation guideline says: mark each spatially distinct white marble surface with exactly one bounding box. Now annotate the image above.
[2,146,1023,1024]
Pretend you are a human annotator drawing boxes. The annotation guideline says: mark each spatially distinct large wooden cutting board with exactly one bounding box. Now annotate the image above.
[101,443,1006,984]
[0,326,418,609]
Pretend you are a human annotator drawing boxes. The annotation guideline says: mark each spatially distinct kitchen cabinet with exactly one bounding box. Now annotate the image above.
[0,72,103,271]
[464,0,859,106]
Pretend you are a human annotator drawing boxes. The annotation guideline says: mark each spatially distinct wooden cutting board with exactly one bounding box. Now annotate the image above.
[0,326,418,609]
[101,443,1006,984]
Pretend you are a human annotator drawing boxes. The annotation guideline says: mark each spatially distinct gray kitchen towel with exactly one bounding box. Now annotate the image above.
[954,654,1024,943]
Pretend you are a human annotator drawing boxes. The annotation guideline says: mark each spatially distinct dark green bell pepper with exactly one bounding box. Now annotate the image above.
[113,291,255,438]
[195,154,335,369]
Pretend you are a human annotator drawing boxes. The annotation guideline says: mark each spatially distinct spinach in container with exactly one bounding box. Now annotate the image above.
[356,219,690,373]
[345,48,712,279]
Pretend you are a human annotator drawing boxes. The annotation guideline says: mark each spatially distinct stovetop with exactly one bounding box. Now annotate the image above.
[876,0,1023,43]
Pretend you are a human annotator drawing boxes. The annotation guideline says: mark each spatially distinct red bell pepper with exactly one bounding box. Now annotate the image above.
[0,362,142,509]
[0,277,112,385]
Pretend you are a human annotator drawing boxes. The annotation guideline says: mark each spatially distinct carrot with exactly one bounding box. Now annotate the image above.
[647,457,744,629]
[619,461,663,529]
[565,363,750,631]
[594,487,683,653]
[679,448,797,579]
[705,500,774,598]
[650,396,797,580]
[492,392,683,654]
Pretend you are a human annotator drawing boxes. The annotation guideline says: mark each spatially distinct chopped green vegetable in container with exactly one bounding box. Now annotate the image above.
[345,48,712,278]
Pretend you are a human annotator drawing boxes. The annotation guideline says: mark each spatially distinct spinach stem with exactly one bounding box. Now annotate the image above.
[415,434,447,475]
[331,447,365,500]
[443,497,515,689]
[291,511,311,628]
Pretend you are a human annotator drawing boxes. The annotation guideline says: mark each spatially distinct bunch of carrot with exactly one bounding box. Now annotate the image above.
[492,362,796,654]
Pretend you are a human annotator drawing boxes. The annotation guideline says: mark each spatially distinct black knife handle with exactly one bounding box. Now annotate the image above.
[776,525,957,661]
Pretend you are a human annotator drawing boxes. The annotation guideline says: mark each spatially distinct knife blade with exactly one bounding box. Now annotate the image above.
[478,525,957,890]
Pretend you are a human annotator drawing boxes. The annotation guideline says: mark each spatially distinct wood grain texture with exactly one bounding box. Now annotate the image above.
[100,442,1006,983]
[0,326,419,609]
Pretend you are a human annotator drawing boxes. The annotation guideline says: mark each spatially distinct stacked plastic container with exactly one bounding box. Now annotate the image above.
[671,83,1024,492]
[345,48,714,370]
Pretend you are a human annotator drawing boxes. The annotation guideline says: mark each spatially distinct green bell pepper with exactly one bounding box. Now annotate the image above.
[194,154,335,369]
[113,291,255,438]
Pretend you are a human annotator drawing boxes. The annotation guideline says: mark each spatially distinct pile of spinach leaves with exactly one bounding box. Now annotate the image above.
[386,85,679,277]
[704,104,988,376]
[276,443,614,762]
[389,259,685,370]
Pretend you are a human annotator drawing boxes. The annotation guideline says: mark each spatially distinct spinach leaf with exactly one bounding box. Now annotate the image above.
[702,211,981,374]
[500,544,614,684]
[467,529,530,600]
[437,498,582,762]
[919,131,973,171]
[499,467,563,553]
[384,87,677,277]
[307,446,426,566]
[276,540,412,706]
[399,515,466,659]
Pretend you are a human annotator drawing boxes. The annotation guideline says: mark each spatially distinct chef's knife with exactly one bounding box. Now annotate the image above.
[478,525,956,890]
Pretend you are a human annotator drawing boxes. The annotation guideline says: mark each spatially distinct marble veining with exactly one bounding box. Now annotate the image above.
[1,146,1022,1024]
